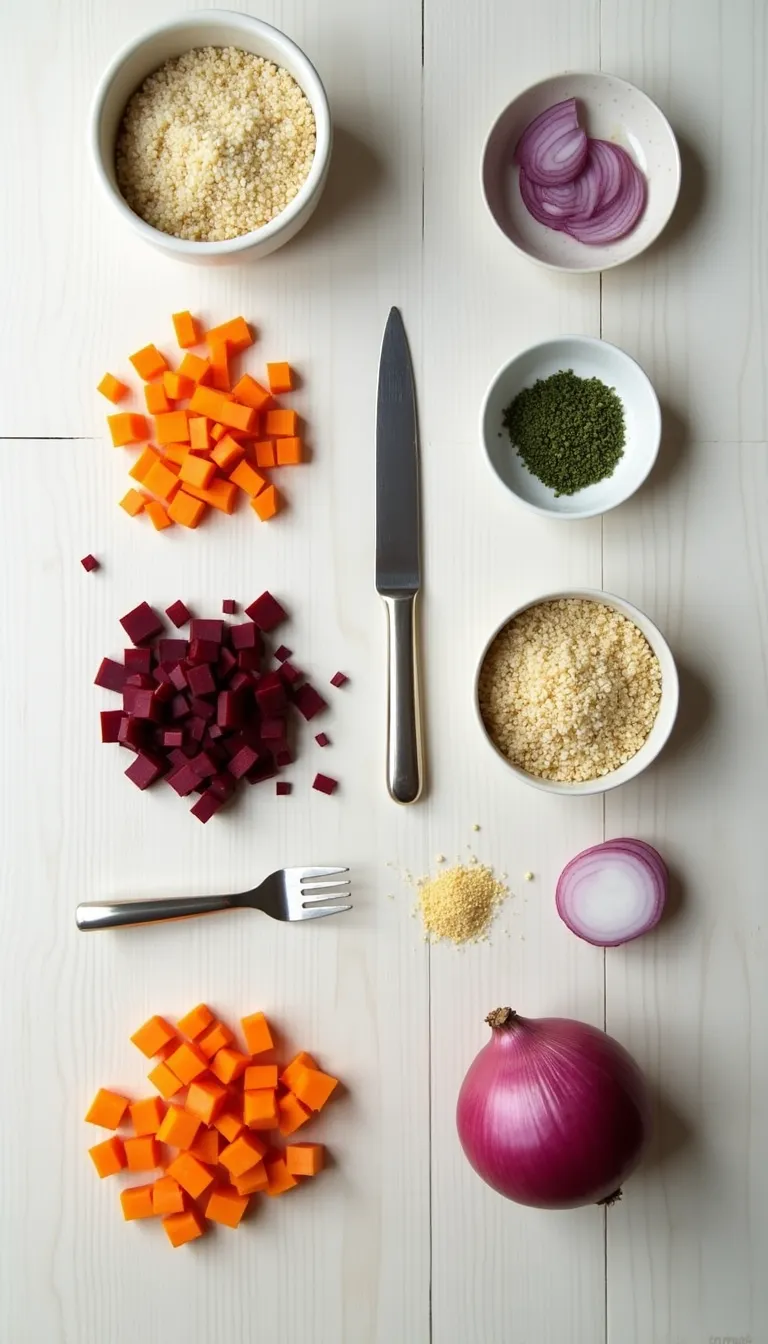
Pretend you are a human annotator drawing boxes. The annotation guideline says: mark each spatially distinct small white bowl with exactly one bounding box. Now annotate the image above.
[91,10,332,264]
[481,71,680,273]
[482,335,661,520]
[475,589,679,797]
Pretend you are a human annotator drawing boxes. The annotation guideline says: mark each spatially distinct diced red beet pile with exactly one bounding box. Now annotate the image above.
[95,593,334,822]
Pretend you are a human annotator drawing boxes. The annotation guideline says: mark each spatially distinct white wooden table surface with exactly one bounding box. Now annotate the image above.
[1,1,766,1341]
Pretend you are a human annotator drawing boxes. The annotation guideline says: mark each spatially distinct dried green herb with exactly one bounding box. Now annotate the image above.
[502,369,625,496]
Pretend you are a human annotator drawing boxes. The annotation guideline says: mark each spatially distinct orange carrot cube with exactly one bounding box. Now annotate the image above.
[185,1078,228,1125]
[229,460,266,498]
[120,488,146,517]
[264,409,298,437]
[243,1088,278,1130]
[210,423,226,443]
[189,416,211,453]
[182,478,236,514]
[198,1020,234,1058]
[219,1133,266,1178]
[266,362,293,394]
[148,1061,183,1099]
[128,445,162,483]
[154,410,190,445]
[276,436,303,466]
[144,459,180,502]
[108,413,148,447]
[120,1184,156,1220]
[179,454,215,489]
[163,371,195,401]
[124,1136,162,1171]
[251,485,281,521]
[240,1012,274,1056]
[265,1157,298,1197]
[232,373,272,411]
[89,1136,126,1178]
[214,1111,245,1143]
[179,352,211,384]
[205,316,253,352]
[233,1162,268,1195]
[166,1040,208,1085]
[98,372,129,404]
[209,339,231,392]
[144,382,170,415]
[166,1153,215,1200]
[211,1048,250,1086]
[177,1004,215,1037]
[206,1187,249,1229]
[291,1066,339,1112]
[211,435,244,473]
[152,1175,185,1215]
[157,1105,201,1150]
[131,1016,176,1058]
[162,441,189,466]
[253,440,277,469]
[285,1143,325,1177]
[129,1096,166,1136]
[163,1207,205,1247]
[244,1064,278,1091]
[172,311,202,349]
[167,491,206,529]
[277,1092,311,1137]
[188,1127,220,1165]
[130,345,169,381]
[189,386,255,433]
[279,1052,318,1091]
[85,1088,130,1129]
[145,500,173,531]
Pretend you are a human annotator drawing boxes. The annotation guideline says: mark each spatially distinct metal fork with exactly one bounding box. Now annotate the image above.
[75,867,351,931]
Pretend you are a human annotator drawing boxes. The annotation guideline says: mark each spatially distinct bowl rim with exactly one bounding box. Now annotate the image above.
[480,333,662,521]
[89,8,332,256]
[473,587,680,796]
[480,69,682,275]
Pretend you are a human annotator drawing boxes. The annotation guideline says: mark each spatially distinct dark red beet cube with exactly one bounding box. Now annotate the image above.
[228,744,259,780]
[186,663,217,697]
[227,670,252,694]
[330,671,350,688]
[125,648,153,674]
[170,693,190,721]
[208,771,236,801]
[187,716,207,743]
[168,747,188,769]
[237,647,262,672]
[217,690,244,729]
[169,663,189,692]
[190,750,218,780]
[245,757,277,785]
[315,732,331,747]
[94,657,128,692]
[217,647,237,678]
[81,554,99,573]
[100,710,124,743]
[163,729,184,748]
[260,717,286,742]
[207,723,224,741]
[125,673,155,690]
[190,789,224,823]
[166,764,199,796]
[294,683,328,721]
[123,687,161,721]
[189,619,224,644]
[188,638,220,665]
[230,622,260,651]
[256,673,287,715]
[120,602,164,647]
[278,661,302,686]
[125,751,166,790]
[313,773,338,796]
[274,645,292,663]
[245,592,287,632]
[276,782,292,796]
[158,638,188,663]
[166,600,191,628]
[154,681,175,705]
[188,696,215,722]
[222,600,237,615]
[275,749,293,767]
[118,716,145,750]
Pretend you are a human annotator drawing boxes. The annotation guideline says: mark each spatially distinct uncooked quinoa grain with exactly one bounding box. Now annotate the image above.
[478,599,662,783]
[115,47,316,242]
[417,863,508,944]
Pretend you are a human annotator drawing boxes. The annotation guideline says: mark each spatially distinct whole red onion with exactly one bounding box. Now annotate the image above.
[456,1008,650,1209]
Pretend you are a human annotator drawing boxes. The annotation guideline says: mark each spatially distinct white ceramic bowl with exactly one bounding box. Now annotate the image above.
[482,335,661,520]
[474,589,679,797]
[91,11,332,263]
[482,71,680,273]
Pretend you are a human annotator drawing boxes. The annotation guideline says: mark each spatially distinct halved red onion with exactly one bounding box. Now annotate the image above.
[564,151,646,244]
[514,98,589,187]
[555,839,667,947]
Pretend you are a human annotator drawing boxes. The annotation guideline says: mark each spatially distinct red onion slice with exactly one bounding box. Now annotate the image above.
[518,170,570,229]
[564,153,646,244]
[555,839,667,946]
[514,98,589,186]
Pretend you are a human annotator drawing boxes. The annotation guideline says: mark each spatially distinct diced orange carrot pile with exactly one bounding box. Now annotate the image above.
[97,314,305,532]
[86,1006,337,1248]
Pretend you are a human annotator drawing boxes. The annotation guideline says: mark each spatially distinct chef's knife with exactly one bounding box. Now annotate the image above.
[375,307,423,804]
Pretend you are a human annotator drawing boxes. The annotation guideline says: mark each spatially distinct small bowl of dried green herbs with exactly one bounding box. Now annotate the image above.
[481,335,661,519]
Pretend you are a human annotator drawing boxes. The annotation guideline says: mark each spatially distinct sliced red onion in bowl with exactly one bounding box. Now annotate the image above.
[565,151,646,244]
[514,98,589,186]
[519,170,571,228]
[555,839,668,946]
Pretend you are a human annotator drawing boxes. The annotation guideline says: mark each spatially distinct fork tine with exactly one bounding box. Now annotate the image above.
[302,894,352,909]
[298,903,352,920]
[300,880,351,896]
[297,866,349,881]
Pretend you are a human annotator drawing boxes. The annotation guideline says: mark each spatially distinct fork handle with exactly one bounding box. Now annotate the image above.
[76,893,234,931]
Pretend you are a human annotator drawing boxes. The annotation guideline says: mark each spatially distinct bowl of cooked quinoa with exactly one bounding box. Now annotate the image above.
[475,590,678,795]
[91,11,331,262]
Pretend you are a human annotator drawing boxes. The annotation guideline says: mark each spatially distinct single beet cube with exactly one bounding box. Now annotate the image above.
[181,736,199,757]
[217,690,244,729]
[170,693,191,721]
[125,751,167,790]
[208,771,236,801]
[190,750,218,780]
[230,622,260,651]
[81,554,99,573]
[217,647,237,678]
[275,749,293,767]
[188,696,216,722]
[190,789,224,823]
[186,663,217,697]
[315,732,331,747]
[188,637,220,665]
[166,764,200,796]
[152,664,173,686]
[120,602,164,647]
[166,599,191,628]
[313,773,338,796]
[187,716,207,743]
[118,716,146,750]
[222,600,237,615]
[163,729,184,748]
[276,782,292,796]
[256,673,287,715]
[207,723,224,741]
[189,618,224,644]
[100,710,124,743]
[125,672,155,690]
[237,647,262,672]
[245,757,276,785]
[125,648,153,674]
[294,683,328,721]
[228,744,259,780]
[94,657,128,692]
[227,670,252,695]
[168,747,188,769]
[278,661,303,686]
[245,592,288,632]
[169,663,189,691]
[158,638,188,663]
[330,671,350,689]
[154,680,175,705]
[274,645,292,663]
[123,687,162,721]
[260,717,286,742]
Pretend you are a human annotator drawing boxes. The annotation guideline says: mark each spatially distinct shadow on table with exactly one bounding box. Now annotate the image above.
[650,402,690,493]
[289,126,387,249]
[643,1085,695,1173]
[665,661,713,761]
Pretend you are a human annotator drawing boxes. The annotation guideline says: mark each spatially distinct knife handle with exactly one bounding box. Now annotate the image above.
[383,593,423,804]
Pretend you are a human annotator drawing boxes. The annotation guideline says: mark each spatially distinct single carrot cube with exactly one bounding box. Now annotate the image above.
[232,373,272,411]
[264,409,298,437]
[188,1127,220,1165]
[210,423,226,443]
[189,416,211,453]
[219,1133,266,1178]
[189,386,255,433]
[233,1162,268,1195]
[108,413,148,447]
[129,1096,166,1136]
[179,352,211,384]
[279,1052,319,1091]
[98,372,129,403]
[253,440,277,469]
[131,1016,176,1058]
[182,478,237,514]
[167,1153,215,1200]
[89,1136,126,1178]
[211,434,244,473]
[154,410,191,445]
[130,345,169,381]
[291,1066,339,1112]
[120,488,146,517]
[285,1143,325,1177]
[172,311,202,349]
[120,1184,156,1221]
[205,316,253,352]
[163,1207,205,1247]
[163,371,195,401]
[277,1092,312,1137]
[244,1063,278,1091]
[162,441,189,466]
[129,445,162,483]
[214,1111,245,1143]
[211,1047,250,1086]
[152,1174,185,1215]
[266,362,293,394]
[265,1157,298,1197]
[209,339,231,392]
[166,1040,209,1085]
[167,490,206,529]
[124,1136,162,1171]
[229,460,266,498]
[240,1012,274,1056]
[243,1088,278,1130]
[185,1078,228,1125]
[144,459,180,502]
[148,1061,184,1099]
[251,485,281,521]
[276,436,303,466]
[179,454,215,489]
[145,499,174,531]
[199,1020,234,1058]
[157,1105,201,1149]
[144,382,170,415]
[206,1187,249,1229]
[85,1088,130,1129]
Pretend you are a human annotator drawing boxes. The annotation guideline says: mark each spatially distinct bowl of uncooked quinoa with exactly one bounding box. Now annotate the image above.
[91,11,331,261]
[475,590,678,795]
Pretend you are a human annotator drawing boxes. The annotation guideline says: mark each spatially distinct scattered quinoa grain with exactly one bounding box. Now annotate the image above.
[524,871,534,882]
[417,863,508,945]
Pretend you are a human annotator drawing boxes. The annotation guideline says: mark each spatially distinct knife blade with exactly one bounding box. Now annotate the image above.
[376,308,423,804]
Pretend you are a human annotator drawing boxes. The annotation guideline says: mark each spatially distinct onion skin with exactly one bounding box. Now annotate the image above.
[456,1009,650,1210]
